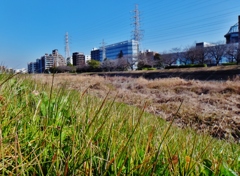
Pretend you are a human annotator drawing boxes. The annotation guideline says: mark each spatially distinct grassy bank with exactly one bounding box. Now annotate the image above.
[0,73,239,175]
[34,74,240,142]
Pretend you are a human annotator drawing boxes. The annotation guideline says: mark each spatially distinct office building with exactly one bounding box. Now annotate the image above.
[91,40,139,62]
[91,48,101,61]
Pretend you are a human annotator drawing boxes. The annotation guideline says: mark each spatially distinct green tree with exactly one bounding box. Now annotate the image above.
[87,59,100,69]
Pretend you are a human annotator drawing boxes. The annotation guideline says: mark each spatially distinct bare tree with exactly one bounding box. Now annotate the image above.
[116,57,130,71]
[153,53,163,68]
[225,43,238,63]
[162,48,181,66]
[183,46,199,64]
[123,54,138,70]
[195,46,209,64]
[101,59,116,71]
[137,52,147,68]
[236,44,240,64]
[137,51,156,68]
[170,48,182,65]
[207,41,227,65]
[161,53,175,66]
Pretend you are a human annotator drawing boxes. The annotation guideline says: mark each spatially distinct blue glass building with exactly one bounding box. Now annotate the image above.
[91,40,139,62]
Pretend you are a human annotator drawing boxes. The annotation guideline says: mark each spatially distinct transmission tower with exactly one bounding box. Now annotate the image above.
[132,4,143,43]
[65,32,70,59]
[101,39,106,61]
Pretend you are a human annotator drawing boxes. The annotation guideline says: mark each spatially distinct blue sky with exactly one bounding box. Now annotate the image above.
[0,0,240,69]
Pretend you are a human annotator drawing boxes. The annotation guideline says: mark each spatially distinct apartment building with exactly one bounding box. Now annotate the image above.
[72,52,85,66]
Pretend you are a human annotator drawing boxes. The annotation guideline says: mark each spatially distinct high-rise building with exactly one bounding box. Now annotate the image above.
[72,52,85,66]
[32,50,66,73]
[40,54,54,72]
[52,49,66,67]
[28,62,37,73]
[35,59,41,73]
[91,48,101,61]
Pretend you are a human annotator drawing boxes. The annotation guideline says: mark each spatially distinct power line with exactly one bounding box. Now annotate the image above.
[57,1,240,55]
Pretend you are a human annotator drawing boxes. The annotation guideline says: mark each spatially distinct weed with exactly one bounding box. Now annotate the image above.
[0,73,239,175]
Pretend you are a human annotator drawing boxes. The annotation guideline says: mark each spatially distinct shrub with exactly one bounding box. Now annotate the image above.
[142,67,157,70]
[165,64,207,69]
[165,65,179,69]
[222,62,237,66]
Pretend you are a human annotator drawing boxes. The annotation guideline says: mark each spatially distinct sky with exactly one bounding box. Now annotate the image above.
[0,0,240,69]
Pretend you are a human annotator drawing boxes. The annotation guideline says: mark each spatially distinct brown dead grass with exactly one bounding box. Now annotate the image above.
[31,73,240,142]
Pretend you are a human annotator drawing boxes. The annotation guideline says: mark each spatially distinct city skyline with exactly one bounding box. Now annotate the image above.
[0,0,240,69]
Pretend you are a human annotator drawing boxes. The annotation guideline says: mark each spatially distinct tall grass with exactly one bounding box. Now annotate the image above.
[0,73,239,175]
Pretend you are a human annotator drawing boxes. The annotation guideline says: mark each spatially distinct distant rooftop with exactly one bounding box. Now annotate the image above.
[226,23,239,34]
[224,21,239,44]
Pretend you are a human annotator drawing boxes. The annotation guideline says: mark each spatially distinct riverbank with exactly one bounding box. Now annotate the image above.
[92,65,240,81]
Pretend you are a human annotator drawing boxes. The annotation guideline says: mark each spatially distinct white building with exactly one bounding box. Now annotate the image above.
[196,42,215,48]
[85,55,91,63]
[66,57,73,65]
[15,68,27,74]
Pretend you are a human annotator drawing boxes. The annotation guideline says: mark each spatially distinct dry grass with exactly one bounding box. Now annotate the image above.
[32,73,240,142]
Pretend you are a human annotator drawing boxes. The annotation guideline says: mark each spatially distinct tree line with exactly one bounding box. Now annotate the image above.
[161,41,240,66]
[51,41,240,73]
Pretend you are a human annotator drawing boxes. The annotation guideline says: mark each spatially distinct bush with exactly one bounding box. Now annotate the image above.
[222,62,237,66]
[165,64,207,69]
[76,65,102,73]
[164,65,179,69]
[142,67,157,70]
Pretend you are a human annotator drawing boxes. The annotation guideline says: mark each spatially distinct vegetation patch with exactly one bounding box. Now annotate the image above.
[165,64,207,69]
[1,73,239,175]
[33,74,240,142]
[222,62,237,66]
